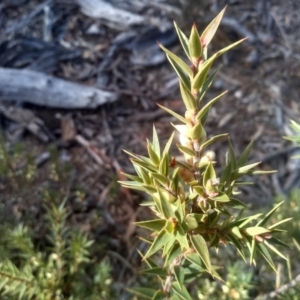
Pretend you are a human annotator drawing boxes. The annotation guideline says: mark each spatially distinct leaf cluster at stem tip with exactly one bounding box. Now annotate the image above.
[120,6,290,300]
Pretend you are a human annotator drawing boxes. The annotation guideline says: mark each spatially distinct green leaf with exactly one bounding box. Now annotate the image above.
[147,141,160,166]
[237,213,263,228]
[196,91,228,122]
[201,7,226,48]
[162,233,176,257]
[144,229,172,259]
[236,162,261,174]
[231,226,243,239]
[198,65,222,102]
[131,158,156,172]
[134,220,166,232]
[203,163,216,186]
[164,131,175,154]
[227,138,237,170]
[172,282,193,300]
[157,188,175,219]
[118,180,146,192]
[165,243,181,267]
[256,243,277,272]
[243,226,270,237]
[210,192,230,202]
[190,234,212,273]
[152,125,161,159]
[264,241,287,260]
[140,267,168,277]
[189,24,202,60]
[159,43,192,77]
[227,234,247,262]
[184,253,205,270]
[121,172,143,182]
[175,224,189,250]
[268,218,292,230]
[179,80,197,111]
[152,290,167,300]
[185,213,206,230]
[177,144,196,157]
[151,173,169,186]
[200,133,228,151]
[174,21,190,58]
[251,170,277,175]
[157,104,188,124]
[237,140,253,167]
[128,288,157,299]
[257,201,284,227]
[174,266,185,289]
[167,55,191,90]
[159,152,169,176]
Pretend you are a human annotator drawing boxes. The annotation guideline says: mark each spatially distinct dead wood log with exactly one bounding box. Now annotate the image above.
[0,68,118,108]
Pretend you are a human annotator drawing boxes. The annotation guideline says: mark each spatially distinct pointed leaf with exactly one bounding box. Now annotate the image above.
[268,218,292,230]
[159,152,169,176]
[174,21,190,58]
[157,188,175,219]
[200,133,228,151]
[190,234,212,273]
[167,55,191,90]
[147,141,160,166]
[159,43,192,77]
[192,38,246,92]
[211,192,230,202]
[152,125,161,159]
[152,290,167,300]
[264,241,288,260]
[144,230,172,259]
[237,162,261,174]
[179,80,197,111]
[163,131,175,154]
[151,173,169,186]
[257,243,277,272]
[201,7,226,48]
[172,282,193,300]
[238,213,263,228]
[227,234,247,262]
[174,266,185,289]
[198,65,222,102]
[243,226,270,237]
[196,91,228,122]
[175,227,189,250]
[257,201,284,227]
[189,24,202,60]
[237,140,253,167]
[157,104,188,124]
[177,144,196,157]
[140,267,168,277]
[134,220,166,232]
[128,288,157,299]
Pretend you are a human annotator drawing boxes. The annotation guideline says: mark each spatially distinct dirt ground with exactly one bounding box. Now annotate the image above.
[1,0,300,294]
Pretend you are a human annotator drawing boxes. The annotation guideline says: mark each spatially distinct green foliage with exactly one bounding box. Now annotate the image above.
[121,8,289,299]
[0,134,115,300]
[0,200,115,300]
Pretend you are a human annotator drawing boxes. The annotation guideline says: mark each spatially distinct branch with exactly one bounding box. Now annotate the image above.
[255,273,300,299]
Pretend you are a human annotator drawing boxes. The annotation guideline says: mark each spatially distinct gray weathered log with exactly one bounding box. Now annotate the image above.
[76,0,145,30]
[0,68,118,108]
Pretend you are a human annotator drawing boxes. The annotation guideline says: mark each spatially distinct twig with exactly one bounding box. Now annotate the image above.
[255,273,300,299]
[270,10,292,51]
[5,0,53,35]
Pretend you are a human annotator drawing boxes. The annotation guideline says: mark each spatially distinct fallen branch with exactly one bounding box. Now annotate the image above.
[0,68,118,108]
[255,273,300,299]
